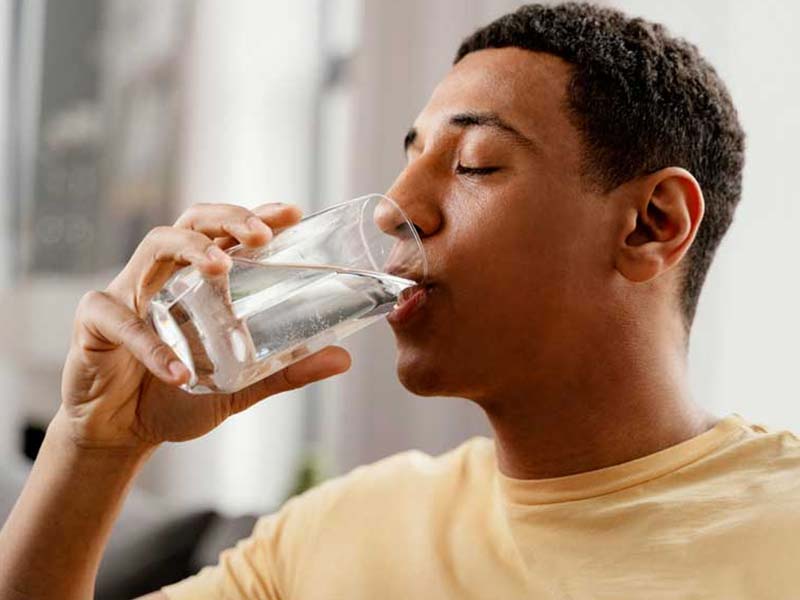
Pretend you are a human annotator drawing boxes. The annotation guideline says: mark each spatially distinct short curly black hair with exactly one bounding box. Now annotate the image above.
[456,2,745,328]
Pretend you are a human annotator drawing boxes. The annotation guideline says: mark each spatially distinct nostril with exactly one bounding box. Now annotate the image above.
[403,223,426,239]
[391,222,424,240]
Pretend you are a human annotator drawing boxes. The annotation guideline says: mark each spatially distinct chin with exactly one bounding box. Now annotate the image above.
[394,341,473,398]
[394,346,447,397]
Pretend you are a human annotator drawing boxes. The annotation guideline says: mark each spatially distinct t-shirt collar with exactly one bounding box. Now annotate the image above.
[496,413,747,506]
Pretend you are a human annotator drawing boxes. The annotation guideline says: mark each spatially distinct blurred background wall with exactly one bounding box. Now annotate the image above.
[1,0,798,515]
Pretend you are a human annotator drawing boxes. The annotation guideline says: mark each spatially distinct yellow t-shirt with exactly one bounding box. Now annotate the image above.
[163,414,800,599]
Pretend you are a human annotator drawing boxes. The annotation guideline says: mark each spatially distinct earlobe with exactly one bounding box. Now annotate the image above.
[614,167,704,284]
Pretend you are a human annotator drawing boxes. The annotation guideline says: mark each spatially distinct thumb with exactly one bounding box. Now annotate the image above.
[231,346,352,412]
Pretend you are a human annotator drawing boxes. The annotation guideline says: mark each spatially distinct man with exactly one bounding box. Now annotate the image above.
[1,2,798,598]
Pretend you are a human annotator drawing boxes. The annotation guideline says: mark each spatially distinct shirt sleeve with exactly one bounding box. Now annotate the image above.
[161,474,341,600]
[160,450,428,599]
[161,510,288,600]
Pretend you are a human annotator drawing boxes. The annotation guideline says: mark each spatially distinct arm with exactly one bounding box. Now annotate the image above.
[0,202,351,600]
[0,412,153,599]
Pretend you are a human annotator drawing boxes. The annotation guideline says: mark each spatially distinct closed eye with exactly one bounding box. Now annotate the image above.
[455,164,500,176]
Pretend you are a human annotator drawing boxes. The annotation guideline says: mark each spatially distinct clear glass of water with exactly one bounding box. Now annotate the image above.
[148,194,427,394]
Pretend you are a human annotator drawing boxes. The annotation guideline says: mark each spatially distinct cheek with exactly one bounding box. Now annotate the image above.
[445,190,541,287]
[446,189,601,323]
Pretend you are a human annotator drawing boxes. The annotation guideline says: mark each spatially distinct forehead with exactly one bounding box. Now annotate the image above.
[415,47,578,150]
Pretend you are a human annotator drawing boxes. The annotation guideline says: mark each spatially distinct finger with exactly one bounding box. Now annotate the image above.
[251,202,304,227]
[230,346,351,413]
[77,290,190,385]
[213,203,304,251]
[108,226,232,311]
[175,203,302,249]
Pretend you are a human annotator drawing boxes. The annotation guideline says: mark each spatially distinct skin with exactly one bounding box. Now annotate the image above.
[387,48,717,478]
[0,47,717,600]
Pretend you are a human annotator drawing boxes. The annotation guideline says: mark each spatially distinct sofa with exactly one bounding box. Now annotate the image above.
[0,459,259,599]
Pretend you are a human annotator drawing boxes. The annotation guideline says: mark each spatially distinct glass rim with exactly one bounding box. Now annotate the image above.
[309,193,428,282]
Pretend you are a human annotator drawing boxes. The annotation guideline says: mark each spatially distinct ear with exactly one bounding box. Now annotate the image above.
[615,167,705,283]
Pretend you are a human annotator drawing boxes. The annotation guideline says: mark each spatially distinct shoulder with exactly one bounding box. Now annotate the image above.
[716,416,800,473]
[243,437,494,584]
[341,436,495,488]
[689,415,800,505]
[298,436,495,514]
[703,418,800,575]
[255,436,495,536]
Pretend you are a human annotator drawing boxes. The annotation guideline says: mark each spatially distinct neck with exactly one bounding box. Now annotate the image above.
[479,317,718,480]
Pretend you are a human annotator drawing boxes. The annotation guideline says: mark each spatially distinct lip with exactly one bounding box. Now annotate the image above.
[387,283,432,327]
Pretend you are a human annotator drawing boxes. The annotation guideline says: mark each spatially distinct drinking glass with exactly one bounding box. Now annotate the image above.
[148,194,427,393]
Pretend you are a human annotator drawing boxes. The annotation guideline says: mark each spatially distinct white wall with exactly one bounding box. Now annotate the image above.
[0,0,18,464]
[610,0,800,430]
[0,0,8,288]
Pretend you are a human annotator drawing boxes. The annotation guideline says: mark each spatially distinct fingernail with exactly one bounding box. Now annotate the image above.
[169,360,188,380]
[206,245,229,263]
[247,216,270,234]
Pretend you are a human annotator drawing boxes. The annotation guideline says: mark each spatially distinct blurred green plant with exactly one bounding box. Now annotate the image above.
[284,449,328,500]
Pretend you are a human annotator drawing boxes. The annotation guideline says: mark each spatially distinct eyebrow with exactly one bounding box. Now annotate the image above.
[403,111,536,154]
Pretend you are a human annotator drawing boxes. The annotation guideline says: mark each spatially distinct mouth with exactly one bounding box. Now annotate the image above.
[387,282,434,326]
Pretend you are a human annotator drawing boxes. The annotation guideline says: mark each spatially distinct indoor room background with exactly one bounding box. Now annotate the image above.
[0,0,797,518]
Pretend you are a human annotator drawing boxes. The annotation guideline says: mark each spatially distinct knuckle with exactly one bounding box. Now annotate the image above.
[222,214,253,234]
[148,343,174,367]
[144,225,171,243]
[184,232,217,257]
[142,226,178,262]
[177,202,211,223]
[144,226,204,257]
[73,290,114,347]
[279,365,300,389]
[221,205,252,221]
[116,316,150,341]
[201,240,220,255]
[76,289,106,318]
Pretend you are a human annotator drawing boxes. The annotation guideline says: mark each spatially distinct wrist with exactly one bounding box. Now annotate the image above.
[49,407,158,467]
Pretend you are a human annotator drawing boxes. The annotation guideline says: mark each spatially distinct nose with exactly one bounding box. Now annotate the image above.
[370,162,443,282]
[380,160,444,239]
[372,196,416,239]
[371,195,427,282]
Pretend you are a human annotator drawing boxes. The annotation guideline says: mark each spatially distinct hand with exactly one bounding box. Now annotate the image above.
[59,202,352,451]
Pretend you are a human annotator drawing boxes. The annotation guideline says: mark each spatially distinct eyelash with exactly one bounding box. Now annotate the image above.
[455,163,500,177]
